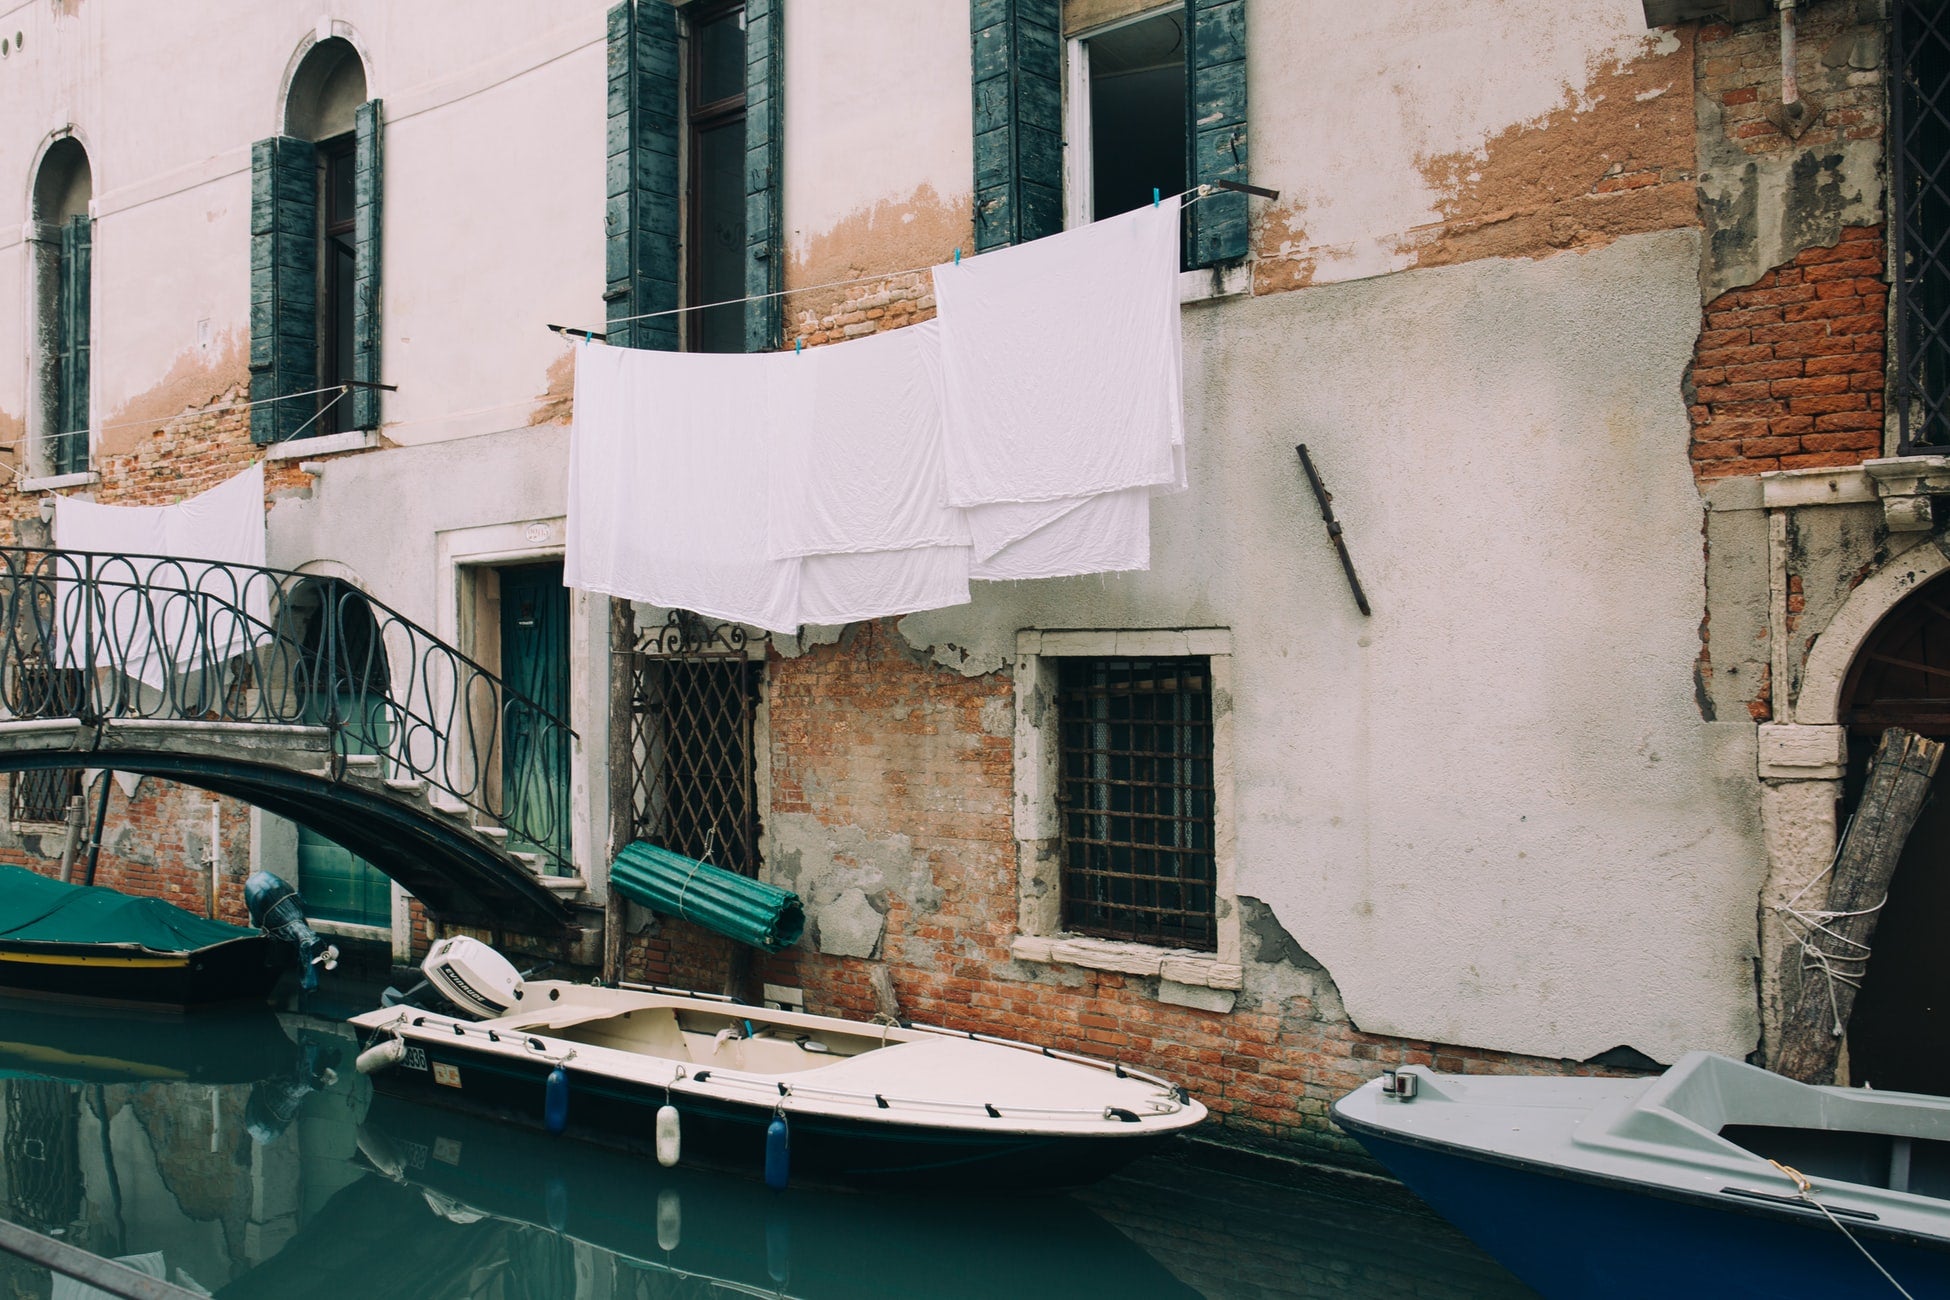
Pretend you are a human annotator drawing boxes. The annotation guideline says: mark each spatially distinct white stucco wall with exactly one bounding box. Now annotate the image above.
[907,228,1765,1064]
[0,1,607,449]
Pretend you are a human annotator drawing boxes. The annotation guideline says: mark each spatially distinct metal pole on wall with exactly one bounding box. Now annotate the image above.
[603,597,635,984]
[83,769,111,887]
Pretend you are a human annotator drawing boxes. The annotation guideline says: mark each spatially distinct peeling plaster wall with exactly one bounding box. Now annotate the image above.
[1249,0,1688,288]
[0,2,607,454]
[904,228,1766,1063]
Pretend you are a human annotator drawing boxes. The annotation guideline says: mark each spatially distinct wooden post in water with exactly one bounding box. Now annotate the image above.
[603,597,635,984]
[1774,726,1943,1084]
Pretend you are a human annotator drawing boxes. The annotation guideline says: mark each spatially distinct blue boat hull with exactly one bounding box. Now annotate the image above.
[1349,1128,1950,1300]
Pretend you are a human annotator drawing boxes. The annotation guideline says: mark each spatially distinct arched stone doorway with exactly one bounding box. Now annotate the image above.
[1835,565,1950,1093]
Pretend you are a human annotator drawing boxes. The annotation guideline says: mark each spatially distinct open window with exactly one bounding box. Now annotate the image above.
[1064,8,1186,231]
[30,137,91,478]
[251,36,382,442]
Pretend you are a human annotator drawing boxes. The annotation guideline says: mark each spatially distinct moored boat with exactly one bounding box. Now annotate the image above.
[350,938,1206,1191]
[0,863,287,1008]
[1333,1051,1950,1300]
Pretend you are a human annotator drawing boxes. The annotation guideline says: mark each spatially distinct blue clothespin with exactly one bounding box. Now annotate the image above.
[795,336,803,354]
[953,247,961,266]
[1153,187,1160,208]
[583,330,592,344]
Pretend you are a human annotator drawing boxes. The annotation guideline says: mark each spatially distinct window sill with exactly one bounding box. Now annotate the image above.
[20,469,99,492]
[1010,934,1243,990]
[264,429,379,461]
[1179,262,1251,306]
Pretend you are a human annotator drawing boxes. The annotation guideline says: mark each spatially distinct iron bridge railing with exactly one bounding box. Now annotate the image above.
[0,547,577,877]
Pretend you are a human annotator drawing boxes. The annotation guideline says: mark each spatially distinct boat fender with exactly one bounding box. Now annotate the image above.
[544,1066,570,1135]
[764,1113,790,1190]
[766,1213,791,1285]
[655,1104,681,1167]
[544,1176,569,1232]
[356,1038,407,1076]
[656,1189,681,1252]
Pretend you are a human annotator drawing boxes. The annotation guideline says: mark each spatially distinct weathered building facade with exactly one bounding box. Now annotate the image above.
[1,0,1942,1159]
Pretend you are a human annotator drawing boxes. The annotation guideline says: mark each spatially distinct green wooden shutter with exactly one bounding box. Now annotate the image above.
[1186,0,1248,265]
[971,0,1062,252]
[605,0,680,351]
[55,215,90,475]
[351,99,384,430]
[744,0,784,353]
[250,136,318,443]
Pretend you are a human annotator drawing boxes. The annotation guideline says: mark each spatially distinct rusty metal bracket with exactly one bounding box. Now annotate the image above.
[1295,445,1371,617]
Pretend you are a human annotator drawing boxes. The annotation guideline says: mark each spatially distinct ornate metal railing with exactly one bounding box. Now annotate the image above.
[0,547,577,877]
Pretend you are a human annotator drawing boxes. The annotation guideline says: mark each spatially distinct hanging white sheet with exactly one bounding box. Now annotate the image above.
[566,342,803,634]
[51,462,270,690]
[970,486,1151,582]
[931,197,1185,510]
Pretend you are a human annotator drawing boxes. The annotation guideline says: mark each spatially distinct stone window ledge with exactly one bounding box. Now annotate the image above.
[1178,263,1250,306]
[1010,934,1244,990]
[20,469,99,492]
[264,429,380,461]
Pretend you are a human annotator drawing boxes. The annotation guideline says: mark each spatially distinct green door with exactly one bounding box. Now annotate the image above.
[499,563,571,871]
[295,586,393,926]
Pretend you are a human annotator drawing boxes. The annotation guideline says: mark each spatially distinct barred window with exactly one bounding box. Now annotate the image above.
[1056,656,1216,950]
[1897,1,1950,449]
[630,613,760,875]
[10,768,80,827]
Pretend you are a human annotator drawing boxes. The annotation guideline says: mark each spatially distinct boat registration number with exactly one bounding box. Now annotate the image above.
[401,1045,429,1072]
[432,1061,462,1088]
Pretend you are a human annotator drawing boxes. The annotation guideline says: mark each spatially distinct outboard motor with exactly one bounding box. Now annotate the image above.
[246,1039,342,1144]
[246,871,339,992]
[419,936,524,1019]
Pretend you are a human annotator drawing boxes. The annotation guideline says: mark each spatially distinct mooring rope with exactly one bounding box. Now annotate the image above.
[1769,814,1888,1036]
[1766,1160,1917,1299]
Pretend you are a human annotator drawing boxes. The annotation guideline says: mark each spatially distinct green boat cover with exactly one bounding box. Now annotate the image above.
[609,841,804,952]
[0,863,260,952]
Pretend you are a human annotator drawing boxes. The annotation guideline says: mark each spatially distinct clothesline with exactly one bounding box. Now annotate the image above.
[578,181,1238,332]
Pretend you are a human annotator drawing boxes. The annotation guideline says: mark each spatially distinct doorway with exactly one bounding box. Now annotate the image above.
[495,561,570,869]
[1839,568,1950,1093]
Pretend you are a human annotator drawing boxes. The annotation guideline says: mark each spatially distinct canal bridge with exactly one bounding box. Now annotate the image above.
[0,547,576,933]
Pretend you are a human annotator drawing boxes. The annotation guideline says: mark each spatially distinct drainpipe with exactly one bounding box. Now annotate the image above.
[1779,0,1799,111]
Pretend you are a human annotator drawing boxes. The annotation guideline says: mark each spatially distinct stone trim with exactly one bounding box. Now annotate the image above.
[1797,543,1950,726]
[1011,627,1240,1006]
[263,429,380,461]
[1757,722,1847,780]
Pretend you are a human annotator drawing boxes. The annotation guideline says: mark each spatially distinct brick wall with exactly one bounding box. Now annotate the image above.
[787,272,935,350]
[625,620,1628,1160]
[1689,225,1888,480]
[1696,3,1885,158]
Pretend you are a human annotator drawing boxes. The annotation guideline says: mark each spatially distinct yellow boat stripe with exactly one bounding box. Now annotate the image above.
[0,950,189,969]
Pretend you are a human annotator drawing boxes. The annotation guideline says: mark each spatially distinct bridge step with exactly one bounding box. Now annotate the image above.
[381,776,426,795]
[426,790,470,818]
[540,874,587,895]
[342,754,382,773]
[471,825,510,843]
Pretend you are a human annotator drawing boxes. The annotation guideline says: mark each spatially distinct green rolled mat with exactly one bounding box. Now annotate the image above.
[609,841,805,952]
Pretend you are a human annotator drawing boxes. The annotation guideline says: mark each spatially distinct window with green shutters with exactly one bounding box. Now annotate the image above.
[606,0,781,354]
[249,94,382,443]
[979,0,1248,266]
[52,215,90,476]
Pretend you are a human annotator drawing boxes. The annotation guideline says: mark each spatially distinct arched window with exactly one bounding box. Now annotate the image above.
[31,137,91,477]
[251,37,382,443]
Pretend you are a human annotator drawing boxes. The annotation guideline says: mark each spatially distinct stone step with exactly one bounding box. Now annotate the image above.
[341,753,382,773]
[539,874,586,896]
[426,789,471,818]
[381,775,426,795]
[471,824,510,843]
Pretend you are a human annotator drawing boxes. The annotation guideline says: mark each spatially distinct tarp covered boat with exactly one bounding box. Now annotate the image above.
[1333,1051,1950,1300]
[0,862,284,1007]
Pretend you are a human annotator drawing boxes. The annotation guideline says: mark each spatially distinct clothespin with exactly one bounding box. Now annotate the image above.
[1153,187,1160,208]
[795,337,803,354]
[582,330,592,345]
[953,247,961,266]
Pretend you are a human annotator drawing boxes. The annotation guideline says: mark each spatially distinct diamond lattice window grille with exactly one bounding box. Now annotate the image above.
[629,612,761,876]
[1897,2,1950,450]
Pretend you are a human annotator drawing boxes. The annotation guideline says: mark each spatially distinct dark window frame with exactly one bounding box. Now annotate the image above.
[684,0,748,353]
[1072,8,1190,251]
[1055,655,1218,951]
[316,132,357,437]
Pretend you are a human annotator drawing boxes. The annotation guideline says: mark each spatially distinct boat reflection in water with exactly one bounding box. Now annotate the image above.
[222,1091,1201,1300]
[0,1001,1195,1299]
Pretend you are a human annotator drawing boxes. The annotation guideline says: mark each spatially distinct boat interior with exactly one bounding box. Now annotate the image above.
[1598,1051,1950,1202]
[484,985,905,1076]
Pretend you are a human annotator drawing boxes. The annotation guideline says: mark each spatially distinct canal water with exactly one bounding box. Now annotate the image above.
[0,998,1536,1298]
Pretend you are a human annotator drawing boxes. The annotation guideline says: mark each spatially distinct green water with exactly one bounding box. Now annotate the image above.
[0,1002,1535,1298]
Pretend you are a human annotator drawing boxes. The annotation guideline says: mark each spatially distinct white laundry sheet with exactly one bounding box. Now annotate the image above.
[568,343,803,634]
[567,341,969,632]
[768,320,969,557]
[50,461,270,689]
[932,196,1185,511]
[971,487,1151,581]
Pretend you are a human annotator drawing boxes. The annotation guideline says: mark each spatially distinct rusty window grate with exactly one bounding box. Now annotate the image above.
[9,656,81,825]
[1896,1,1950,450]
[1057,656,1216,950]
[630,612,761,875]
